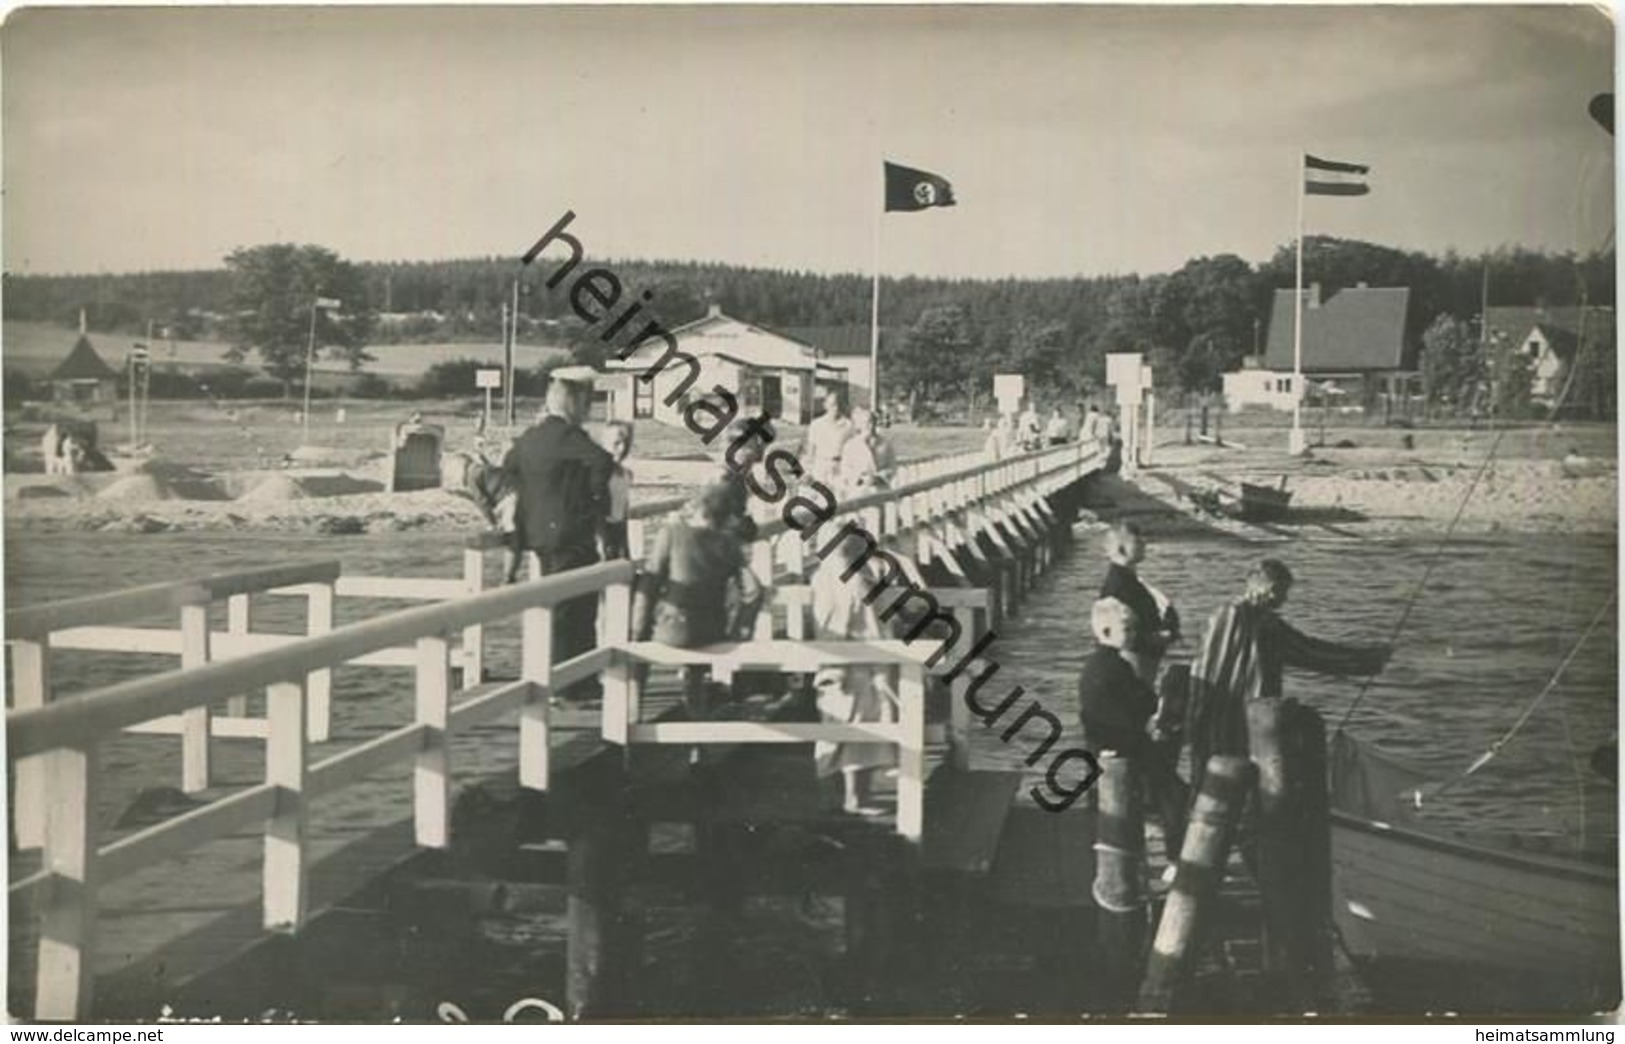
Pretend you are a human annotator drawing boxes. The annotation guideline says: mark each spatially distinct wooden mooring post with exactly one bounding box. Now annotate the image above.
[565,814,641,1020]
[1248,698,1334,1010]
[1138,755,1255,1014]
[1093,752,1148,1011]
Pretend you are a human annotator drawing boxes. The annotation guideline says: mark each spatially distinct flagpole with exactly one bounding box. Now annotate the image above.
[1291,152,1306,455]
[303,296,319,445]
[869,162,883,412]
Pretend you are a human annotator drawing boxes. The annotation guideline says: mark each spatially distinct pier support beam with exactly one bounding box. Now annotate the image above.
[566,807,642,1020]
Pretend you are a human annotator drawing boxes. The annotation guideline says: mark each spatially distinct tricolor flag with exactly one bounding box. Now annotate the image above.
[314,296,342,309]
[1304,154,1370,197]
[884,161,956,212]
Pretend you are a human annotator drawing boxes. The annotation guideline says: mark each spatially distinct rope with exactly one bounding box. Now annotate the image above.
[1412,589,1615,807]
[1334,252,1599,738]
[1331,423,1508,735]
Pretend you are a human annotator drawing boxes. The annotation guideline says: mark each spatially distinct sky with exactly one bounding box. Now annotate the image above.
[2,4,1615,280]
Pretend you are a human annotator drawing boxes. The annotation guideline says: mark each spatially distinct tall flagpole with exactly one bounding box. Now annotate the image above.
[303,296,319,446]
[1291,152,1307,455]
[869,161,883,412]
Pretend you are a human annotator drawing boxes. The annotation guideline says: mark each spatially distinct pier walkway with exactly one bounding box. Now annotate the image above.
[9,440,1118,1021]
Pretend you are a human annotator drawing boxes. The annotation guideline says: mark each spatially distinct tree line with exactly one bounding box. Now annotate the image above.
[5,238,1614,417]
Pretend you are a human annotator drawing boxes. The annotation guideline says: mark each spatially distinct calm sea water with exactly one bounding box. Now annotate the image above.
[6,523,1615,840]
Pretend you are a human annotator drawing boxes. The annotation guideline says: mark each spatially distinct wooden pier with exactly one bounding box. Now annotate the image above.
[7,438,1370,1021]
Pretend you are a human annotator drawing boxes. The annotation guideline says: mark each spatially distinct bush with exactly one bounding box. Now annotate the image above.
[348,372,396,399]
[4,369,36,406]
[243,377,288,399]
[417,358,487,398]
[193,368,258,400]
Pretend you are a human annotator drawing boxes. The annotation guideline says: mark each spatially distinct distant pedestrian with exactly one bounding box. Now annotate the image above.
[502,368,614,701]
[838,407,898,495]
[595,421,634,560]
[1017,400,1043,452]
[1045,407,1071,446]
[801,388,853,486]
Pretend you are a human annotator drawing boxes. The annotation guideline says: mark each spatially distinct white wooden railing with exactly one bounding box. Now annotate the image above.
[5,438,1105,1020]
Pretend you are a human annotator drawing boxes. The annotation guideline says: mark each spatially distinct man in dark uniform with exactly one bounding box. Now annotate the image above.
[502,366,614,700]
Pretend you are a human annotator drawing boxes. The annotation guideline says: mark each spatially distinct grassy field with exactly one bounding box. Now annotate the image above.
[2,320,568,380]
[4,393,991,475]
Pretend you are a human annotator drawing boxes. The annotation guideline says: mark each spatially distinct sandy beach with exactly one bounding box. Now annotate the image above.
[5,420,1614,538]
[1136,435,1617,535]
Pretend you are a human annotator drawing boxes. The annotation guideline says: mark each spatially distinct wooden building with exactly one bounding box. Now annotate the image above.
[48,332,120,411]
[1225,284,1416,412]
[603,306,839,425]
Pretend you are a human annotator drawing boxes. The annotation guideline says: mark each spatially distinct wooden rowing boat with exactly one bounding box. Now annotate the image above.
[1328,736,1620,1012]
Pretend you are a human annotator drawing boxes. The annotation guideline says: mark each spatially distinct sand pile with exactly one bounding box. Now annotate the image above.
[299,473,384,497]
[96,473,175,502]
[237,474,309,503]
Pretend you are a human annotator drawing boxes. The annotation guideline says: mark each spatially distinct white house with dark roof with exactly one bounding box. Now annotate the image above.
[1224,284,1414,411]
[1484,305,1612,405]
[602,305,834,425]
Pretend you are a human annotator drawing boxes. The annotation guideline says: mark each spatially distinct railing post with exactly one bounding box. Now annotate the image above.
[414,634,452,848]
[461,546,485,690]
[601,578,635,746]
[305,583,334,743]
[11,638,49,851]
[897,664,925,841]
[178,602,212,792]
[264,679,307,930]
[35,743,99,1021]
[225,594,250,717]
[519,607,553,790]
[750,542,775,642]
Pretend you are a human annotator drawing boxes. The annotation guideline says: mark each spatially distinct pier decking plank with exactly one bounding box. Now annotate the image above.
[987,805,1095,909]
[921,769,1023,875]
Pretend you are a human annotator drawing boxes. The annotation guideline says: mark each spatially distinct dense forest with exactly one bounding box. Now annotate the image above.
[4,239,1615,416]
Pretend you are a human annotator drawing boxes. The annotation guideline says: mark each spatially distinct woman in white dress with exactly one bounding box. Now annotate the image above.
[811,536,899,816]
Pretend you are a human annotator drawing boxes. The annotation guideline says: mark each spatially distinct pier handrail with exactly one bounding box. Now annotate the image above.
[5,561,341,640]
[7,559,632,761]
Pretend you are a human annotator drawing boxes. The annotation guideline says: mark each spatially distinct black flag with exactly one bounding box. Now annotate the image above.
[884,161,956,212]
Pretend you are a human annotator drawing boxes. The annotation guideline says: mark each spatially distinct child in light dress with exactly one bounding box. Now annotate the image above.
[594,421,634,560]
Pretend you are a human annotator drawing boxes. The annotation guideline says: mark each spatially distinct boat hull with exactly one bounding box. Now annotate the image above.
[1331,811,1620,1013]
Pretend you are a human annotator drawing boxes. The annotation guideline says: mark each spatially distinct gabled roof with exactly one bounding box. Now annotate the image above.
[610,309,820,372]
[49,335,119,381]
[1484,305,1611,360]
[1263,287,1411,372]
[781,326,904,359]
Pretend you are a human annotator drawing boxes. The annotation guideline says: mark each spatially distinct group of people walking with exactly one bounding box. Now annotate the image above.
[983,400,1121,463]
[1077,520,1391,879]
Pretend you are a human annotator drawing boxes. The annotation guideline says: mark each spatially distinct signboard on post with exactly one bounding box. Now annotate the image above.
[1105,352,1143,393]
[994,373,1025,416]
[476,369,502,430]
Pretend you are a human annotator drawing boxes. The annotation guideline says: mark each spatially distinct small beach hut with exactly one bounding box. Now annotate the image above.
[48,331,120,411]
